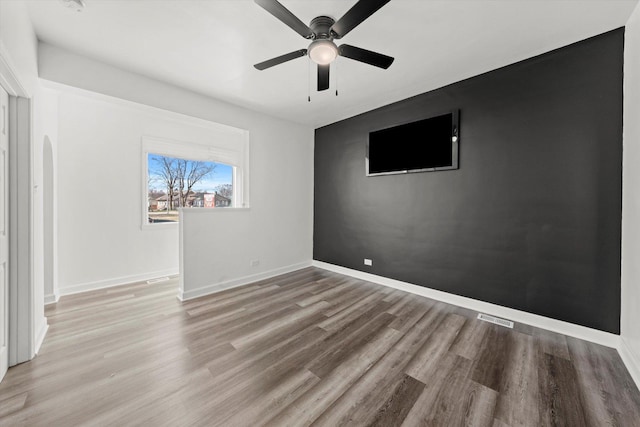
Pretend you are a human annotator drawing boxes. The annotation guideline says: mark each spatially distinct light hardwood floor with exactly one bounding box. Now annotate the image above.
[0,267,639,426]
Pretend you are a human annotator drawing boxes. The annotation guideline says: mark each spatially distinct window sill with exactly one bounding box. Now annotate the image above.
[180,207,251,214]
[141,207,251,229]
[141,222,178,231]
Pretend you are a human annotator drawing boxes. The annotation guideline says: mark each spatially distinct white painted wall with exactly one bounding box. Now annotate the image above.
[621,3,640,387]
[55,91,216,292]
[179,119,313,299]
[42,45,314,295]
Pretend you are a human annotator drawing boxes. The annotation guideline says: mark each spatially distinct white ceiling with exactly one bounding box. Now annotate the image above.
[25,0,638,128]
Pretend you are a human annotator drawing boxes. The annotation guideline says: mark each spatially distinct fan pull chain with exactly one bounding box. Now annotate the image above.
[335,59,339,96]
[308,58,312,102]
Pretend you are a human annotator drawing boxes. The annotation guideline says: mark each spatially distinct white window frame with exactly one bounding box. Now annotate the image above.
[141,132,250,230]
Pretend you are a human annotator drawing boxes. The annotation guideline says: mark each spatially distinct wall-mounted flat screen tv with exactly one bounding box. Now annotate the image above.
[366,109,459,176]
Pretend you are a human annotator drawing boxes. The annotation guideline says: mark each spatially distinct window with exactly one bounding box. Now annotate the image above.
[142,131,249,228]
[147,154,234,224]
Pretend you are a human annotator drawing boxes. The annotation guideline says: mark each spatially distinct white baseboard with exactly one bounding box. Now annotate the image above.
[313,261,620,349]
[34,321,49,356]
[178,261,312,301]
[619,337,640,390]
[44,292,59,305]
[59,269,179,297]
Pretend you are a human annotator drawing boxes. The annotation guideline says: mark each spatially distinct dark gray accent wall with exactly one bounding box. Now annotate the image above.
[313,28,624,333]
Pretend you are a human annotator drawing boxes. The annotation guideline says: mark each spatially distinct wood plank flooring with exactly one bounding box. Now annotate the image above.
[0,267,639,426]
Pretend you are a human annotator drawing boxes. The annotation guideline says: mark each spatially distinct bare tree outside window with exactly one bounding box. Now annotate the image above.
[147,154,233,223]
[150,156,179,211]
[213,183,233,199]
[176,159,216,207]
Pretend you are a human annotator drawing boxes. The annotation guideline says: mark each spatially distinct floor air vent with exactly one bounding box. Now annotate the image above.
[477,313,514,328]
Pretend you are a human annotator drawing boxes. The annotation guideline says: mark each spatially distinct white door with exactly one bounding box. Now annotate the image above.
[0,86,8,381]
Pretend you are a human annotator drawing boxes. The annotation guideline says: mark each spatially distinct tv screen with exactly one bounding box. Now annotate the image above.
[366,110,459,176]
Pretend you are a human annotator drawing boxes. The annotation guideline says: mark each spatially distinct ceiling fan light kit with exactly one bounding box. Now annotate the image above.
[309,40,338,65]
[254,0,394,92]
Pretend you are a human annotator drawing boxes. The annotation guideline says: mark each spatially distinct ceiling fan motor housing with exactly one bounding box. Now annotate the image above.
[310,16,336,40]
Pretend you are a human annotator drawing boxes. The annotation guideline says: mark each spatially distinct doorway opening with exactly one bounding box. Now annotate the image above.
[43,136,56,304]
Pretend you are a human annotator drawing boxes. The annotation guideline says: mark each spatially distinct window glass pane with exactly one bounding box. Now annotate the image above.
[147,153,233,224]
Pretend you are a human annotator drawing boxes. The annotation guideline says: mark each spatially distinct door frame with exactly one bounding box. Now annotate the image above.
[0,42,36,367]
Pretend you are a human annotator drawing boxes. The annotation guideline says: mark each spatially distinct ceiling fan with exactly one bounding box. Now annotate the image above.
[253,0,394,92]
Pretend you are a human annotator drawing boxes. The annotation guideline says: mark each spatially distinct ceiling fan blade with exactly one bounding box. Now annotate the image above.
[254,0,315,39]
[330,0,390,39]
[254,49,307,70]
[338,44,394,69]
[318,64,330,91]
